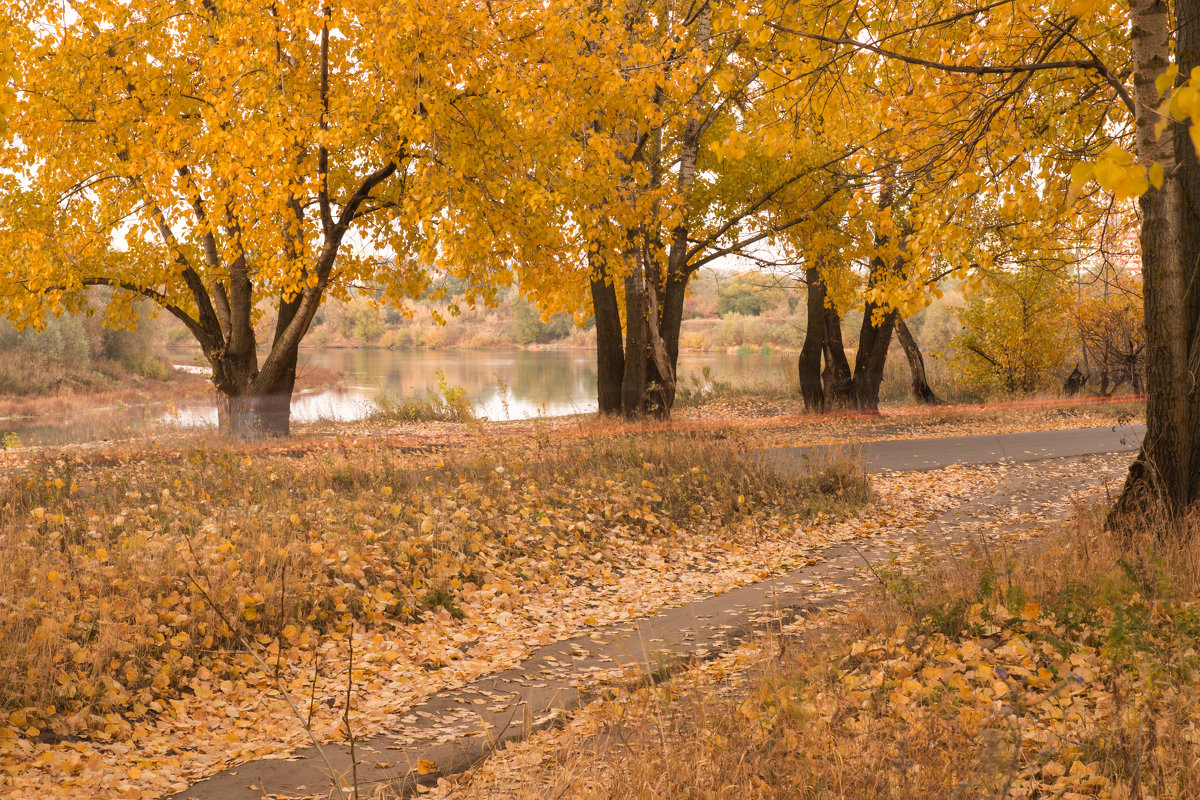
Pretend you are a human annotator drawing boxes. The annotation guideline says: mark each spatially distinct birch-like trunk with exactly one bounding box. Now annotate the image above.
[1117,0,1200,518]
[653,4,712,412]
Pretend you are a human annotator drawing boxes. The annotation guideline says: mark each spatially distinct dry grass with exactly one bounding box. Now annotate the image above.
[0,428,867,745]
[441,509,1200,800]
[0,357,345,424]
[0,352,182,409]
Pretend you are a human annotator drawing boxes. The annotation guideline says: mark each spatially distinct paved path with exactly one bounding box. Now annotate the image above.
[759,423,1144,473]
[174,426,1142,800]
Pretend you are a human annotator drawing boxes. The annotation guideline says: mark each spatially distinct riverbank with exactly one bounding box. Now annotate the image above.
[0,362,344,429]
[0,340,1143,452]
[0,360,210,422]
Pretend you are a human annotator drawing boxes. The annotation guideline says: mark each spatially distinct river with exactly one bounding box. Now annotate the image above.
[2,348,797,446]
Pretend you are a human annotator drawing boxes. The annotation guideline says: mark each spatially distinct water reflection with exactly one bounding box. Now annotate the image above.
[5,348,796,445]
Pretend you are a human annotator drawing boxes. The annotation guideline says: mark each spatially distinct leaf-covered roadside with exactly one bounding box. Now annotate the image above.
[0,431,878,799]
[443,512,1200,800]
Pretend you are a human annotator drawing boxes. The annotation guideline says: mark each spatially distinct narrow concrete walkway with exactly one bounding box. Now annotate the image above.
[174,426,1141,800]
[759,423,1144,473]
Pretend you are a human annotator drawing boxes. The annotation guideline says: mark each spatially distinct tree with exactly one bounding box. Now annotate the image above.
[782,0,1200,517]
[796,263,939,412]
[716,272,784,317]
[444,0,865,419]
[1050,0,1200,516]
[1109,0,1200,518]
[0,0,501,435]
[1071,263,1145,395]
[951,267,1073,396]
[573,1,858,418]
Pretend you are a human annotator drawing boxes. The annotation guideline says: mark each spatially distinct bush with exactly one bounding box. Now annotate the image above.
[0,314,91,368]
[372,369,475,423]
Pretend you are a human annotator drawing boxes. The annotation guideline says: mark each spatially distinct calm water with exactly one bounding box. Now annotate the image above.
[2,348,796,445]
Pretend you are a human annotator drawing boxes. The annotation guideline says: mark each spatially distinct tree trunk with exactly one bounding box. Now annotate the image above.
[641,237,675,418]
[650,5,707,415]
[653,264,688,410]
[895,316,939,404]
[217,382,294,438]
[822,302,855,406]
[621,248,649,419]
[1116,0,1200,518]
[798,266,827,412]
[590,251,625,415]
[211,352,296,437]
[853,303,898,412]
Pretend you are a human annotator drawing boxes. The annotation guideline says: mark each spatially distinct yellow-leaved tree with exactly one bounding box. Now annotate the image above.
[445,0,873,418]
[0,0,507,435]
[769,0,1133,412]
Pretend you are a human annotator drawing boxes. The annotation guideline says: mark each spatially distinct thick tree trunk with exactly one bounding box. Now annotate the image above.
[590,252,625,415]
[621,250,649,419]
[1117,0,1200,518]
[798,266,827,412]
[853,303,898,412]
[895,316,939,404]
[217,384,294,438]
[208,292,304,437]
[212,350,297,437]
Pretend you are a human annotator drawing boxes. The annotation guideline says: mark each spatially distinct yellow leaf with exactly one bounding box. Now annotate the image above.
[1171,85,1200,121]
[1068,162,1093,188]
[1156,64,1179,98]
[1150,161,1164,189]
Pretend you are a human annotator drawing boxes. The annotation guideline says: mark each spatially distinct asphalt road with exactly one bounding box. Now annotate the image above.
[759,423,1145,474]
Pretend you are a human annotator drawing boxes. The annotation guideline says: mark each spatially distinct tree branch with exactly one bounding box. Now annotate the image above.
[77,278,212,348]
[317,9,333,235]
[766,21,1132,114]
[254,160,398,391]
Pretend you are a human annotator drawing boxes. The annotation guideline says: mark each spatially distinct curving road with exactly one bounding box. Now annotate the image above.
[759,423,1144,473]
